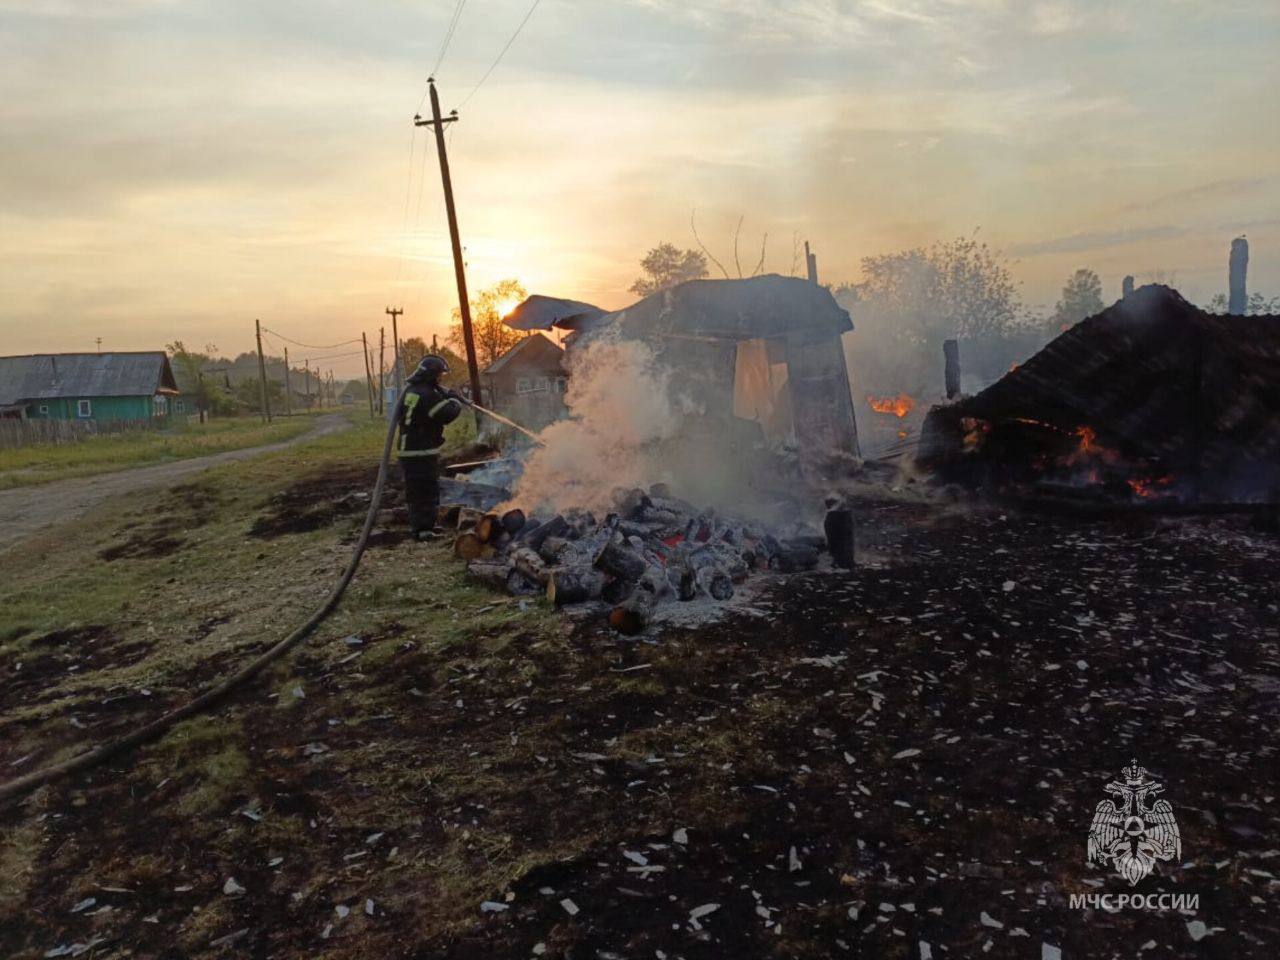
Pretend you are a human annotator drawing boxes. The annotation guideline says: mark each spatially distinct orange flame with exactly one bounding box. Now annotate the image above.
[1127,475,1175,498]
[867,393,916,418]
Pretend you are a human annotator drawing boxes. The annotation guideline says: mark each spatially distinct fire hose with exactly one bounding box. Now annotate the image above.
[0,397,547,805]
[0,394,549,805]
[0,400,408,805]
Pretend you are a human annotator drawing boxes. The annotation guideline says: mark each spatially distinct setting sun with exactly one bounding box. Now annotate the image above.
[495,296,521,319]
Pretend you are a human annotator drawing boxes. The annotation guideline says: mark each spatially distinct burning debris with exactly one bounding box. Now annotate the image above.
[446,483,842,634]
[918,284,1280,506]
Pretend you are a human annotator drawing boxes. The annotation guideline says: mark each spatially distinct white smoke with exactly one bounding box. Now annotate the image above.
[508,335,690,516]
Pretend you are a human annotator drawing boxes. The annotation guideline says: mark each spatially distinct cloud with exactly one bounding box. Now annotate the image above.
[1010,225,1189,256]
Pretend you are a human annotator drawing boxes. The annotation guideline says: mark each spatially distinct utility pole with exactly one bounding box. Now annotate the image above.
[254,318,272,423]
[95,337,102,353]
[362,332,376,419]
[304,359,311,409]
[385,306,405,391]
[416,79,483,406]
[283,347,293,416]
[378,327,386,415]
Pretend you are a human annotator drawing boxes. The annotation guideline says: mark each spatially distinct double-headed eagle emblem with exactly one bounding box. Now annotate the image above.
[1087,760,1181,885]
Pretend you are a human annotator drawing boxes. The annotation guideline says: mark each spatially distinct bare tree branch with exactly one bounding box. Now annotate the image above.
[690,209,730,280]
[751,232,768,277]
[732,214,744,279]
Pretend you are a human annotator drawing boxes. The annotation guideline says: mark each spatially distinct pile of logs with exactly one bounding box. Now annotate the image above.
[448,484,826,634]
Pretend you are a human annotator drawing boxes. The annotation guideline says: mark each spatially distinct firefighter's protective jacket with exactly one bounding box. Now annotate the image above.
[397,382,461,458]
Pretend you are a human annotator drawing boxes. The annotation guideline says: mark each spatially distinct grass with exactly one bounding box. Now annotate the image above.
[0,413,324,489]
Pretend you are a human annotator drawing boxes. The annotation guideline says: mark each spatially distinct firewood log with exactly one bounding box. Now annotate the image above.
[508,545,549,586]
[547,566,605,606]
[500,508,527,536]
[466,558,513,591]
[522,514,566,551]
[593,536,647,581]
[454,531,485,560]
[437,504,463,528]
[608,588,658,635]
[611,487,652,519]
[537,535,574,565]
[607,564,669,634]
[456,507,484,531]
[475,511,503,543]
[824,507,855,570]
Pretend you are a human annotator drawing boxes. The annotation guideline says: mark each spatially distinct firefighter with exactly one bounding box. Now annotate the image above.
[397,355,465,540]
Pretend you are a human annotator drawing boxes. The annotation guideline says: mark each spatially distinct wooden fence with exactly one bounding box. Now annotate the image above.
[0,417,159,450]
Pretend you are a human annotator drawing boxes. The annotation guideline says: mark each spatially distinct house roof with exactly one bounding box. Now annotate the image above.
[0,352,179,405]
[504,295,607,332]
[576,274,853,345]
[484,333,564,375]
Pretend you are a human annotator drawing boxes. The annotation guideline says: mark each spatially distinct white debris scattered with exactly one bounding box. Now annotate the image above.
[69,898,96,914]
[919,941,933,960]
[979,910,1003,929]
[1042,944,1062,960]
[672,827,689,845]
[1002,580,1016,592]
[623,849,649,866]
[334,904,350,919]
[365,898,375,916]
[1186,919,1209,941]
[291,686,305,700]
[532,944,546,956]
[560,898,580,916]
[789,846,802,872]
[222,878,245,896]
[893,748,922,760]
[480,901,509,913]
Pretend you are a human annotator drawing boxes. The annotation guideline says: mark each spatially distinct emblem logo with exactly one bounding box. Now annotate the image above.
[1087,760,1181,886]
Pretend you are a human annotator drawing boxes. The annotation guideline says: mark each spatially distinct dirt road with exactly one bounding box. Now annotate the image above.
[0,413,351,555]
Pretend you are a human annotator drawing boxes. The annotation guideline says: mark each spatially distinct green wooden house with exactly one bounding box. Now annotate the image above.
[0,352,180,422]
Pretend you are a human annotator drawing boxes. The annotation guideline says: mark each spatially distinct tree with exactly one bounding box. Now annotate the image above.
[167,340,237,419]
[833,234,1027,395]
[1049,268,1103,332]
[400,336,467,388]
[630,243,708,297]
[448,278,528,370]
[1206,291,1280,315]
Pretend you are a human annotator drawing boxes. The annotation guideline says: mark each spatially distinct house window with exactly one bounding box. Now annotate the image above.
[77,399,92,418]
[516,377,532,394]
[175,399,184,413]
[38,404,49,415]
[153,396,168,416]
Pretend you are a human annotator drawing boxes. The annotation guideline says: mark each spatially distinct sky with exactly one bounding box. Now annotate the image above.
[1,0,1278,379]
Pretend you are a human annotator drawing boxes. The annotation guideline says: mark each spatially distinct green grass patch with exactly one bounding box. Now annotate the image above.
[0,414,323,489]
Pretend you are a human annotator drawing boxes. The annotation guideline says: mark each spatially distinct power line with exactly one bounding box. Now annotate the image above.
[430,0,468,79]
[457,0,542,110]
[260,328,362,351]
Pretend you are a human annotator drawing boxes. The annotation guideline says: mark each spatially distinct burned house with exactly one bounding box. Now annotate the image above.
[918,284,1280,504]
[507,274,860,462]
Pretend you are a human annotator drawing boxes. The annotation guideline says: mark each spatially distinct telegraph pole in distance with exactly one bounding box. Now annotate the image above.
[378,328,386,414]
[385,306,405,391]
[416,79,483,407]
[283,347,293,417]
[362,332,376,418]
[254,318,272,423]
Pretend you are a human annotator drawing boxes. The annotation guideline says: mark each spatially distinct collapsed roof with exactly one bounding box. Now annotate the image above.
[918,285,1280,502]
[505,275,853,344]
